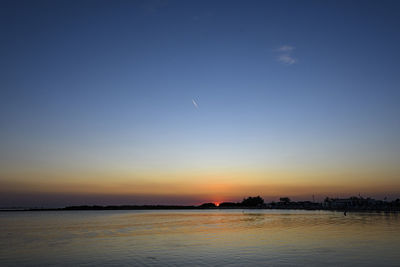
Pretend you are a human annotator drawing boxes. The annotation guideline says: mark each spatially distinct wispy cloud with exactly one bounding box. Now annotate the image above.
[278,54,297,65]
[277,45,295,52]
[192,99,199,109]
[276,45,297,65]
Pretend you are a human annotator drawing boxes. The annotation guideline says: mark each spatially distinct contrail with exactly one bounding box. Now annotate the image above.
[192,99,199,109]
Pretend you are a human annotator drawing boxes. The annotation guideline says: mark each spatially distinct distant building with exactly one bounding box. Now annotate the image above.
[324,196,384,210]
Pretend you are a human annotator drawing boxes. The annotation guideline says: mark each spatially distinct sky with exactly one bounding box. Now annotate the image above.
[1,0,400,207]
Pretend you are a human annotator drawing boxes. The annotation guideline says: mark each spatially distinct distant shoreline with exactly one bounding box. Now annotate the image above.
[1,205,399,213]
[2,195,399,212]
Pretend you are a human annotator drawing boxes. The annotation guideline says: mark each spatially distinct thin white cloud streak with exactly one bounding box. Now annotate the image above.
[277,45,295,52]
[276,45,297,65]
[278,54,297,65]
[192,99,199,109]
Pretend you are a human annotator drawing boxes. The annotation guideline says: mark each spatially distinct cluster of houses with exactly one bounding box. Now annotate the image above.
[212,196,400,211]
[323,196,400,211]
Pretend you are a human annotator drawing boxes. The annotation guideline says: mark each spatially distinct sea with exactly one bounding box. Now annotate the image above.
[0,210,399,266]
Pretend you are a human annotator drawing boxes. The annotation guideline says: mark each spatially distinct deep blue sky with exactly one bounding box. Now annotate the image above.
[1,0,400,206]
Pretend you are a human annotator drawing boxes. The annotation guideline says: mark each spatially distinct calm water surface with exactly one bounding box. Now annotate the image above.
[0,210,399,266]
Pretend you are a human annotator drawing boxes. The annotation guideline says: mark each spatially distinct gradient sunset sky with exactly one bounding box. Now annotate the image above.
[1,0,400,207]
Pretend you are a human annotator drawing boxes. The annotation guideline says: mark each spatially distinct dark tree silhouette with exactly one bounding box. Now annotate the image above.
[280,197,291,203]
[241,196,264,207]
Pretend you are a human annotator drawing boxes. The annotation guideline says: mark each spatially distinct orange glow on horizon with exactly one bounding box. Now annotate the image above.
[1,167,400,205]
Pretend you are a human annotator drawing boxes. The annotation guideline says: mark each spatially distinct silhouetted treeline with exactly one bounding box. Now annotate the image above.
[2,196,400,212]
[218,196,265,208]
[62,205,198,210]
[56,197,399,212]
